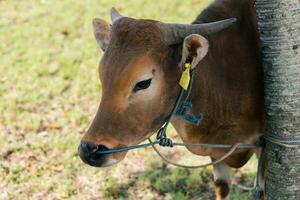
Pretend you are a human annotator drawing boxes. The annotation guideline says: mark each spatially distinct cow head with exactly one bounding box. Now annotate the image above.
[78,8,236,167]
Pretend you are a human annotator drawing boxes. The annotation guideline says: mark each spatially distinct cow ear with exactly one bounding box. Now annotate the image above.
[93,18,110,51]
[179,34,209,69]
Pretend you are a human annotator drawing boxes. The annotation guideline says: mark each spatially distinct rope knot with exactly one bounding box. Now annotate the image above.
[156,127,173,147]
[158,138,173,147]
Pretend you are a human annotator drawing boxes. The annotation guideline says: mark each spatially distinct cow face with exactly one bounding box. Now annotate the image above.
[78,8,234,167]
[79,17,180,167]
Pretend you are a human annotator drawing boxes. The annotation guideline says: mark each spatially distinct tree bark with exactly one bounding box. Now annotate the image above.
[255,0,300,199]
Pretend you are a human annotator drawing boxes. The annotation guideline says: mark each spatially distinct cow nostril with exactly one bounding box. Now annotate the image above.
[80,142,98,154]
[78,142,112,167]
[80,142,110,154]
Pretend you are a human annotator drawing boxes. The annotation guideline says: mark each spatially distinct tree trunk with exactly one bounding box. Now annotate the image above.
[255,0,300,199]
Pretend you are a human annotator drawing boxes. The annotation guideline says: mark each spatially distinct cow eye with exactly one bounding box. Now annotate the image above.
[133,78,152,92]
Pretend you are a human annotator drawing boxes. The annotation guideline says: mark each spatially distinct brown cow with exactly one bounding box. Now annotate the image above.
[78,0,265,199]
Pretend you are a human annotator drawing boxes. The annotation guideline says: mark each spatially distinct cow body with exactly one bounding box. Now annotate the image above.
[79,0,265,199]
[172,0,265,168]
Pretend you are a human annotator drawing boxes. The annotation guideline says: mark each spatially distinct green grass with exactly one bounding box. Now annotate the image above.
[0,0,256,199]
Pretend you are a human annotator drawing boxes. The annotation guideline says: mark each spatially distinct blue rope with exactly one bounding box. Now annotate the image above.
[95,138,259,155]
[95,140,160,155]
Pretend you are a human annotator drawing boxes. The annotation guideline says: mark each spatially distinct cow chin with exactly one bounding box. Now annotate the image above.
[81,151,127,168]
[95,153,126,168]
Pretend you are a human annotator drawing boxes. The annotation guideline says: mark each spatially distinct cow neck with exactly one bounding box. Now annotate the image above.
[156,68,205,146]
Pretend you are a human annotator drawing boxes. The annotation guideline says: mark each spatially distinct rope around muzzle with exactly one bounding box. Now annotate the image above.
[95,138,260,155]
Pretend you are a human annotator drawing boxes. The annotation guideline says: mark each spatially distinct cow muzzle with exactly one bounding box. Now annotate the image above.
[78,140,127,167]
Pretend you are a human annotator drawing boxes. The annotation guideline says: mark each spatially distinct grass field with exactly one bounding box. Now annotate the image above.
[0,0,257,199]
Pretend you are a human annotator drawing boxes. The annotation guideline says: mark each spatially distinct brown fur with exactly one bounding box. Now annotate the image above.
[172,0,265,167]
[81,0,265,169]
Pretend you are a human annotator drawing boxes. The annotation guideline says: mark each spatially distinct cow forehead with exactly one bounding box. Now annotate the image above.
[110,17,162,46]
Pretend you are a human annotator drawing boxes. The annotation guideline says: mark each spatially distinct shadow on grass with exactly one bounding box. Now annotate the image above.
[103,163,213,200]
[102,162,254,200]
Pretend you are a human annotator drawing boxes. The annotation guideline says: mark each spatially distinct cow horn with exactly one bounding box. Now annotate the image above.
[111,7,124,23]
[158,18,237,45]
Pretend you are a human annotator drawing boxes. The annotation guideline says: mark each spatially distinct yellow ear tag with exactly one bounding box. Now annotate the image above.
[179,63,191,90]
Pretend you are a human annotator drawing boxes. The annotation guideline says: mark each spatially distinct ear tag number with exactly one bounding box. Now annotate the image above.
[179,63,191,90]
